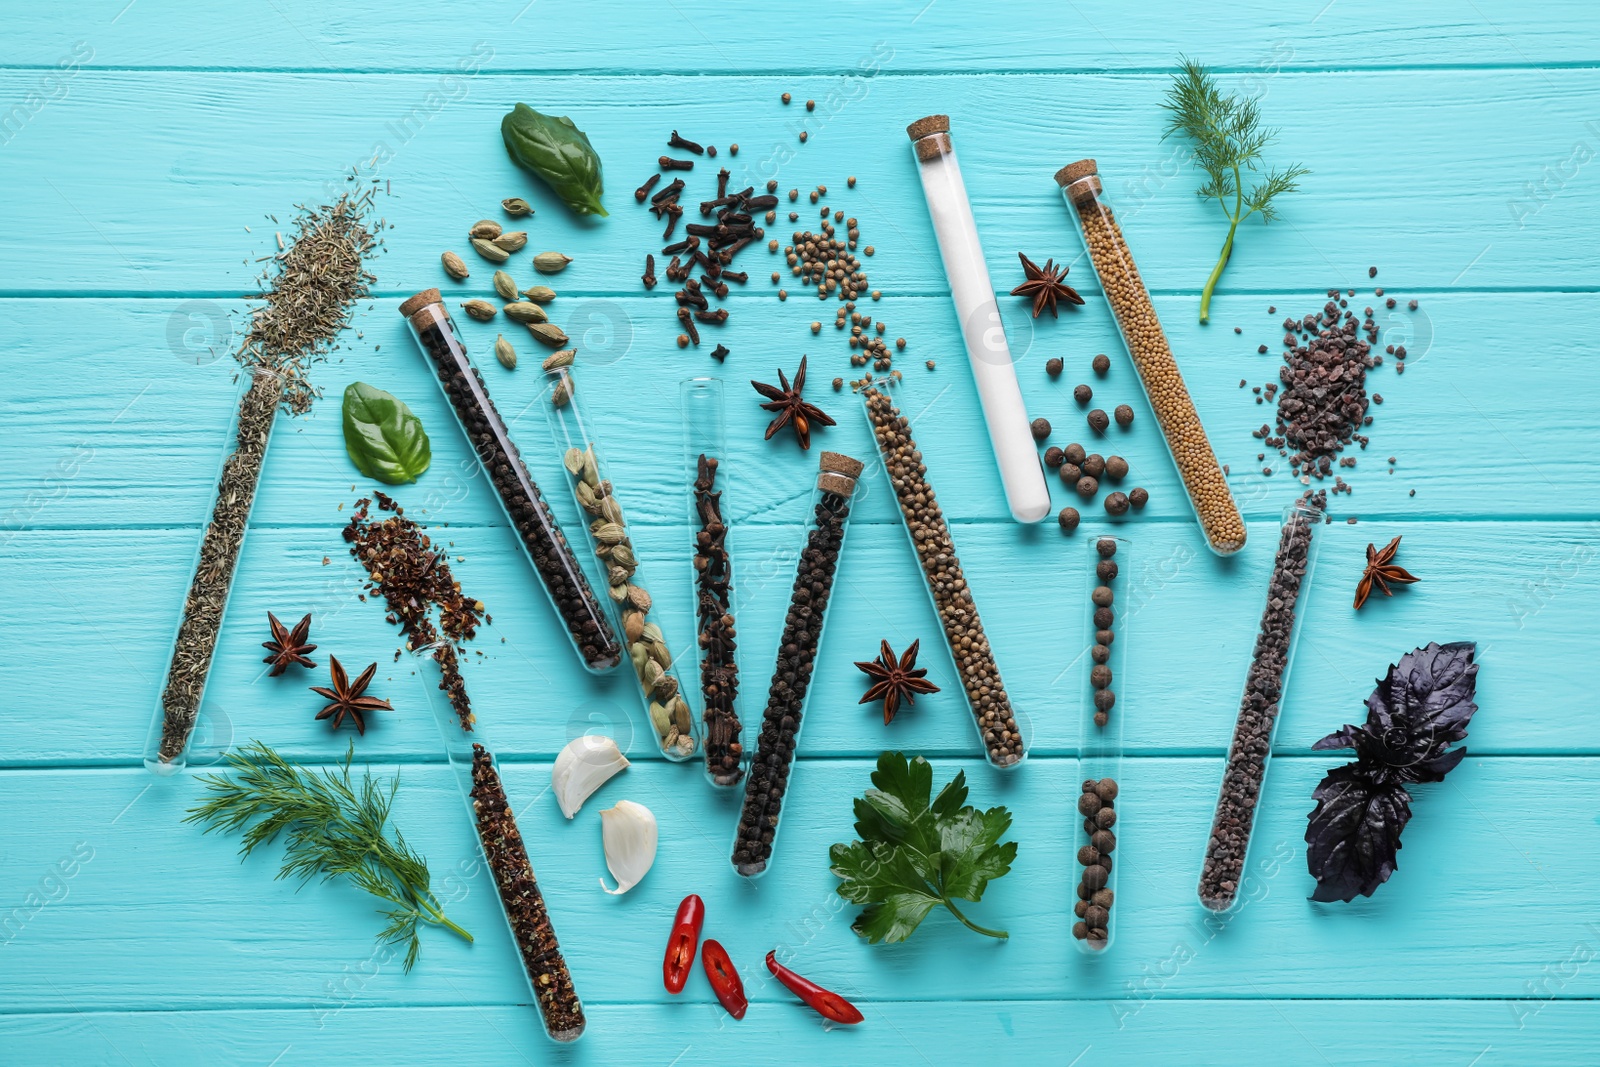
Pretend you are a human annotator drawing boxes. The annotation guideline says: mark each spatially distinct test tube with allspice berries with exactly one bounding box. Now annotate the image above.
[731,451,863,878]
[1077,535,1127,952]
[1056,160,1247,556]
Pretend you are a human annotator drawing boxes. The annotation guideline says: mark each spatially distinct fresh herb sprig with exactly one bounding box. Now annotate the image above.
[186,740,471,969]
[1161,56,1309,323]
[830,751,1017,943]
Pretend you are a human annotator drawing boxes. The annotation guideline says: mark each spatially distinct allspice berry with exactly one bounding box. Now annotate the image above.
[1129,487,1149,509]
[1088,408,1110,433]
[1077,792,1102,816]
[1114,403,1134,428]
[1046,357,1064,377]
[1096,779,1118,802]
[1074,384,1093,404]
[1057,506,1081,532]
[1104,455,1129,481]
[1090,664,1113,689]
[1081,454,1106,479]
[1076,476,1099,498]
[1059,463,1082,485]
[1091,585,1114,607]
[1030,417,1051,441]
[1105,491,1130,516]
[1063,443,1086,466]
[1092,353,1110,375]
[1044,446,1065,469]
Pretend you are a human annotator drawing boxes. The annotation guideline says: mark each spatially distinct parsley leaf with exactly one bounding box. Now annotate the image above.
[829,751,1017,943]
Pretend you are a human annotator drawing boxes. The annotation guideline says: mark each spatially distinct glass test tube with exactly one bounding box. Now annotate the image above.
[731,451,864,878]
[858,376,1026,769]
[1076,535,1128,953]
[145,366,283,774]
[907,114,1050,525]
[1056,160,1247,556]
[398,289,622,673]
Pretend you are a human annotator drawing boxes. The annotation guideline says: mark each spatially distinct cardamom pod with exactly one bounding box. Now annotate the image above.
[626,584,653,612]
[648,701,672,738]
[527,322,569,347]
[550,377,574,407]
[534,251,573,274]
[593,523,627,545]
[670,696,692,734]
[653,673,679,702]
[600,496,625,526]
[541,349,576,370]
[493,231,528,253]
[494,334,517,369]
[502,197,535,217]
[608,541,635,568]
[441,251,470,280]
[641,658,664,690]
[649,636,672,669]
[563,447,587,476]
[595,541,613,559]
[608,577,630,601]
[608,564,631,586]
[574,480,598,512]
[492,270,519,301]
[503,301,548,324]
[630,642,650,678]
[521,285,557,304]
[581,451,600,489]
[623,609,645,644]
[469,219,503,240]
[641,622,665,647]
[471,237,511,263]
[461,299,497,321]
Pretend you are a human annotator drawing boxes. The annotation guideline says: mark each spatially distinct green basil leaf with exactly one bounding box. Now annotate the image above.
[342,382,431,484]
[500,103,608,217]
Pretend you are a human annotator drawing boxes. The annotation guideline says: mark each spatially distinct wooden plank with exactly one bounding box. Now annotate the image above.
[1,757,1595,1011]
[5,1,1596,72]
[0,292,1591,532]
[0,515,1583,764]
[1,71,1597,294]
[4,999,1598,1066]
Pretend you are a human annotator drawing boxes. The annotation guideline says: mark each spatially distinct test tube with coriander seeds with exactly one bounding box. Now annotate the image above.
[145,365,283,774]
[398,289,622,672]
[731,451,864,878]
[682,377,744,787]
[858,376,1026,769]
[542,360,699,762]
[1055,160,1247,556]
[906,115,1051,526]
[1076,535,1128,952]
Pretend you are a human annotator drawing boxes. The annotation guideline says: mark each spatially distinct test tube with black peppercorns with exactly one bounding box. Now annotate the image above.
[731,451,864,878]
[399,289,622,674]
[858,377,1027,769]
[411,644,585,1042]
[1076,535,1127,951]
[682,377,743,787]
[1056,161,1247,557]
[1198,493,1324,913]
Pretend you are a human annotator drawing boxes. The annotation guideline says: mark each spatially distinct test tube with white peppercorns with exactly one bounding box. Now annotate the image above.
[858,377,1027,769]
[1056,160,1247,556]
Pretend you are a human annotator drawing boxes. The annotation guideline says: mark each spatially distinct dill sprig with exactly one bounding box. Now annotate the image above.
[1162,56,1310,323]
[185,740,471,970]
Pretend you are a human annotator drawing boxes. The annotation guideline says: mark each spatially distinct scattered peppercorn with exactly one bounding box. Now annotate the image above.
[782,93,792,104]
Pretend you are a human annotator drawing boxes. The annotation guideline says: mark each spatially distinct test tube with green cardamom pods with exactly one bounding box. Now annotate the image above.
[731,451,865,879]
[857,376,1026,770]
[682,378,744,788]
[144,365,283,775]
[1055,159,1247,557]
[1076,535,1128,953]
[542,363,699,762]
[411,643,586,1042]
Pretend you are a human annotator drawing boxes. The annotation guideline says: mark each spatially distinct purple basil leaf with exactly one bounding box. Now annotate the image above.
[1305,763,1412,902]
[1406,744,1468,784]
[1366,642,1478,745]
[1312,724,1364,751]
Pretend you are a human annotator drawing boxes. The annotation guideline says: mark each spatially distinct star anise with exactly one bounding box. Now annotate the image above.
[310,656,392,735]
[751,354,835,450]
[262,611,317,675]
[1353,535,1420,610]
[854,639,940,724]
[1010,252,1085,318]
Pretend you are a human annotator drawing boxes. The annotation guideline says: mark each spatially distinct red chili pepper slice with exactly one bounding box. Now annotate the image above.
[662,894,705,994]
[701,939,747,1019]
[765,950,864,1025]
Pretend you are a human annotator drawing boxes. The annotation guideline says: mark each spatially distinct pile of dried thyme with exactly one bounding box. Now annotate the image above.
[342,493,487,730]
[236,192,380,414]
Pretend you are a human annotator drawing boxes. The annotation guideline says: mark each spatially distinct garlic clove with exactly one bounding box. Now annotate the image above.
[551,734,629,819]
[599,800,657,895]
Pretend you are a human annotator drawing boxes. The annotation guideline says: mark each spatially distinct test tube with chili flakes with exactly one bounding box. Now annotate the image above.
[1056,160,1247,557]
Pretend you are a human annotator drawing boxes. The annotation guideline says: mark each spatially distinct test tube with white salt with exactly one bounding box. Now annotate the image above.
[906,114,1050,525]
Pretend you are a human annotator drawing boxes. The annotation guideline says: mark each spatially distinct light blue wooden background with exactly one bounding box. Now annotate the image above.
[3,2,1599,1064]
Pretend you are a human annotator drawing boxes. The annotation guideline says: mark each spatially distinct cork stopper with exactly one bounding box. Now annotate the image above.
[1055,159,1102,205]
[817,472,857,496]
[905,115,950,141]
[820,451,865,479]
[399,288,443,319]
[817,450,864,495]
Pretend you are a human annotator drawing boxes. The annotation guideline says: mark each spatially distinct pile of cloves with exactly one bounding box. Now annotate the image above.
[637,137,763,357]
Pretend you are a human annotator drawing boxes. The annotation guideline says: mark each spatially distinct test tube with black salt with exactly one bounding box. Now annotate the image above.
[731,451,864,878]
[398,289,622,673]
[906,114,1050,526]
[411,644,585,1042]
[1076,535,1128,952]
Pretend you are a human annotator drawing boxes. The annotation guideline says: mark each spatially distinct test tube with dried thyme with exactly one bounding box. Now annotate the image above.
[144,367,283,773]
[858,378,1025,768]
[732,451,864,878]
[398,289,621,673]
[544,362,698,761]
[1199,492,1324,912]
[1056,160,1246,556]
[683,378,743,786]
[411,644,585,1042]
